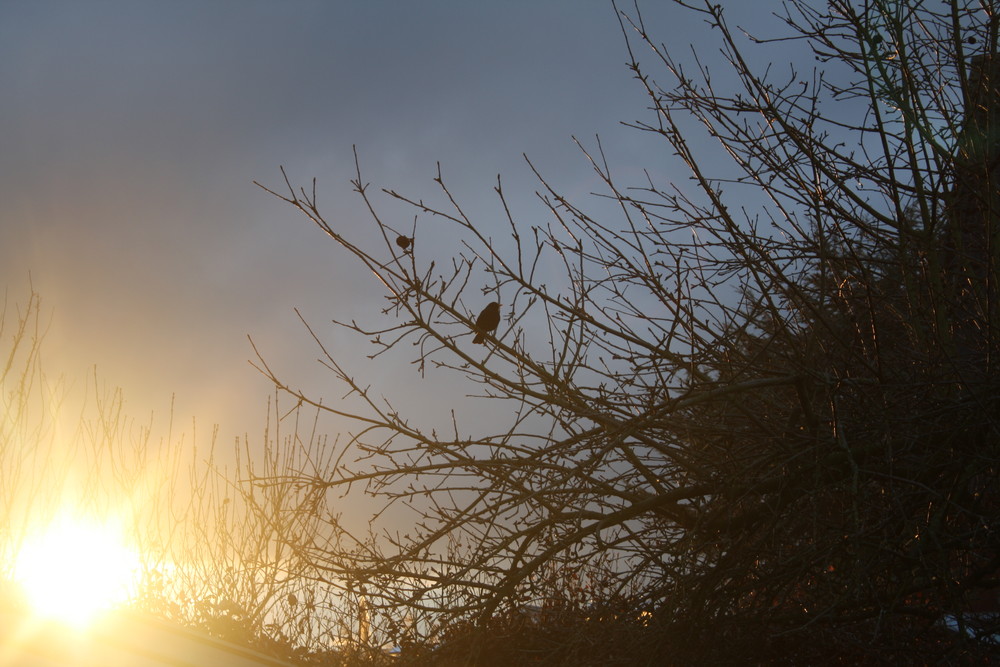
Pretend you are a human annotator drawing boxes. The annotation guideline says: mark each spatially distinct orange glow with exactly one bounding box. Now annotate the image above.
[13,513,141,627]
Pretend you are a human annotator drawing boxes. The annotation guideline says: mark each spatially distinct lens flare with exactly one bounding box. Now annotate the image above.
[14,514,141,626]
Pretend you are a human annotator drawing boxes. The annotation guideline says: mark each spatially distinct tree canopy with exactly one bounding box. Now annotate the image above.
[256,0,1000,662]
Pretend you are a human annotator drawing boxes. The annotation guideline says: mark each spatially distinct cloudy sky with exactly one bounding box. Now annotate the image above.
[0,1,769,444]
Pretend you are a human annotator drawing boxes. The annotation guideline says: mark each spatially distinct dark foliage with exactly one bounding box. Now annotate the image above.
[254,0,1000,661]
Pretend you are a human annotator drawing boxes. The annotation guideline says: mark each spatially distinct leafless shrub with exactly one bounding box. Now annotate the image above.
[255,0,1000,661]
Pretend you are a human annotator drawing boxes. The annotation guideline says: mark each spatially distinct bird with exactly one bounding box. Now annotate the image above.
[396,235,412,251]
[472,301,501,344]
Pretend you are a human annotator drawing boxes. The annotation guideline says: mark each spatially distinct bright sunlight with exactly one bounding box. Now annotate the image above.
[13,514,141,626]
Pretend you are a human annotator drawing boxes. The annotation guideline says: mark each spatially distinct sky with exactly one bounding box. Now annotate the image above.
[0,1,770,448]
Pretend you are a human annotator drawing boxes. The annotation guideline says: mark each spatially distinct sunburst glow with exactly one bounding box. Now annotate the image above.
[13,514,141,626]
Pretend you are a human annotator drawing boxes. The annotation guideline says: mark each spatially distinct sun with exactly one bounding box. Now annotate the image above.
[13,513,141,626]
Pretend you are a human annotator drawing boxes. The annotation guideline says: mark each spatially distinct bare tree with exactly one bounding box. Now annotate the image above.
[0,287,357,663]
[256,0,999,661]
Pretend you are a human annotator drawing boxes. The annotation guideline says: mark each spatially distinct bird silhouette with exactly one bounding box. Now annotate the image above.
[472,301,501,344]
[396,235,412,251]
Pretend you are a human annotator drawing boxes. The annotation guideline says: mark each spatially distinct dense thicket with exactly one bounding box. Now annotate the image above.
[257,1,1000,662]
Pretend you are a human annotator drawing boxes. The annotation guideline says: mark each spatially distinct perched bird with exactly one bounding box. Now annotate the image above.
[472,301,501,344]
[396,235,412,251]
